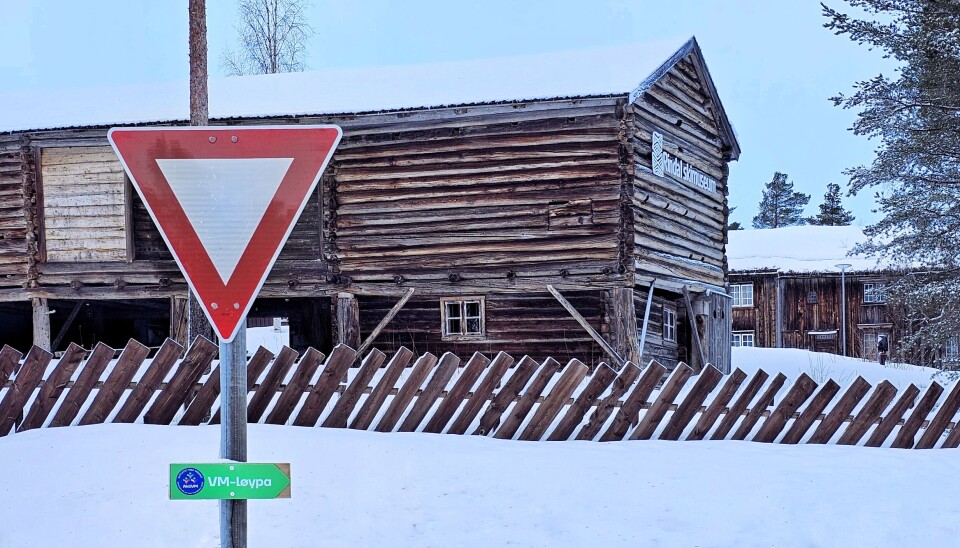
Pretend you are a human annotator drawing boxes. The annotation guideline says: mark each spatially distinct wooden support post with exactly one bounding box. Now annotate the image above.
[170,296,189,347]
[682,286,707,372]
[547,285,625,367]
[637,281,656,361]
[355,288,414,358]
[334,292,360,349]
[609,288,640,366]
[31,298,51,351]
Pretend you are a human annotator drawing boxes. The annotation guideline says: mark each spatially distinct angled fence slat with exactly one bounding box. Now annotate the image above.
[865,384,919,448]
[520,359,589,441]
[0,346,53,435]
[838,380,897,446]
[711,369,769,441]
[493,358,559,440]
[80,339,150,426]
[892,382,943,449]
[600,361,666,442]
[687,368,747,441]
[0,345,23,387]
[376,352,437,433]
[114,338,184,423]
[577,363,640,441]
[49,342,115,428]
[780,379,841,444]
[183,346,276,426]
[631,363,695,441]
[424,352,490,434]
[808,376,871,444]
[247,346,300,423]
[19,343,87,432]
[660,364,723,441]
[753,373,817,443]
[322,349,387,428]
[266,348,326,426]
[399,353,461,433]
[474,356,539,436]
[549,362,617,441]
[293,345,358,427]
[143,337,218,425]
[350,347,414,431]
[915,381,960,449]
[447,352,513,436]
[732,373,787,441]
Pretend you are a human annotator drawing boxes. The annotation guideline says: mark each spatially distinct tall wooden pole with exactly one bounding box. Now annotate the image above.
[187,0,214,347]
[188,2,247,547]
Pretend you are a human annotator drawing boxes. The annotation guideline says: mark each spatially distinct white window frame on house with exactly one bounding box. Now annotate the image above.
[662,306,677,342]
[945,336,960,362]
[732,331,755,347]
[863,283,886,304]
[440,297,485,340]
[730,283,754,308]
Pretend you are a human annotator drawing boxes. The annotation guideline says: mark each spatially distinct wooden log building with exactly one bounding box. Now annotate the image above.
[0,38,739,371]
[728,226,899,361]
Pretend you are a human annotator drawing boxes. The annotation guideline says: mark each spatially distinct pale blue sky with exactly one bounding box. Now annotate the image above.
[1,0,892,226]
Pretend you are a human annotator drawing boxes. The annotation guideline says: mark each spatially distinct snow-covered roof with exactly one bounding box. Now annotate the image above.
[0,37,738,156]
[727,225,891,274]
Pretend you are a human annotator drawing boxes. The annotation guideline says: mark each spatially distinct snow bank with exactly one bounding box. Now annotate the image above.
[0,423,958,547]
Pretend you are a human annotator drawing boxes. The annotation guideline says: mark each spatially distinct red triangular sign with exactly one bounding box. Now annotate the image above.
[109,126,342,342]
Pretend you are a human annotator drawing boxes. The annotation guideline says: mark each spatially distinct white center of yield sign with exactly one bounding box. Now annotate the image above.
[156,158,294,284]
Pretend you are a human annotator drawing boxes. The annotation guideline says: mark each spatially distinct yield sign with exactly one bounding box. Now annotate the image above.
[108,126,342,342]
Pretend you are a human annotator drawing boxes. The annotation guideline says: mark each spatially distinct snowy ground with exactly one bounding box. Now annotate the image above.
[1,347,957,547]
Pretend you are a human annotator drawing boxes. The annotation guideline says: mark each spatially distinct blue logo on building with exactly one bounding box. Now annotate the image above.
[176,467,205,496]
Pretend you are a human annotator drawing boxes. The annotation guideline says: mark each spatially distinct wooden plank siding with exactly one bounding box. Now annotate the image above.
[0,134,33,286]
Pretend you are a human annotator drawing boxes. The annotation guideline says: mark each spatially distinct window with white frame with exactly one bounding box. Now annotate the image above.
[732,331,755,347]
[440,297,485,339]
[662,307,677,342]
[730,283,754,307]
[946,336,960,361]
[863,283,886,303]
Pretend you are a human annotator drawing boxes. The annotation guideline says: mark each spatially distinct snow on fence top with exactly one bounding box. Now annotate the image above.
[0,37,689,133]
[728,225,889,273]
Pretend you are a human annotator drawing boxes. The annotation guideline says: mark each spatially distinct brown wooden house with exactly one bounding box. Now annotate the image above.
[728,226,898,361]
[0,38,739,371]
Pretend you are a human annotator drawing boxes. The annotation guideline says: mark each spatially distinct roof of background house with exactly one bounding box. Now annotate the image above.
[727,225,892,274]
[0,37,739,158]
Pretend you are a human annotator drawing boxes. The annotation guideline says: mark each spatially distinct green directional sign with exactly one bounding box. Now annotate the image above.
[170,463,291,500]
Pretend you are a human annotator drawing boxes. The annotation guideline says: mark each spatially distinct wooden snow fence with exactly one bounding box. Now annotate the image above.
[1,337,959,449]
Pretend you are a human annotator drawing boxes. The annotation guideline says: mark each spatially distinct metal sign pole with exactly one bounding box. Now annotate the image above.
[219,328,248,548]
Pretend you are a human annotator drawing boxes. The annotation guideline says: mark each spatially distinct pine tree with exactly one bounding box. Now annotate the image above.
[807,183,855,226]
[751,172,810,228]
[825,1,960,367]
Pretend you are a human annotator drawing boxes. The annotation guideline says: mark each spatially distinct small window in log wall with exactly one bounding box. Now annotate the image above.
[732,331,755,347]
[39,146,131,262]
[863,283,886,304]
[730,284,754,308]
[662,306,677,342]
[440,297,485,340]
[548,199,593,229]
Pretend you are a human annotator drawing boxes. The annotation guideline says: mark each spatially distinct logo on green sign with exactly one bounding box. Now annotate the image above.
[170,463,291,500]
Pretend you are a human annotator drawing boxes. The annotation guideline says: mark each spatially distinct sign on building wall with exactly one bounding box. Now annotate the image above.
[651,131,717,193]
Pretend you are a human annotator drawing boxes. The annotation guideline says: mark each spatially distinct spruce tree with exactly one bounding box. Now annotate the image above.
[807,183,855,226]
[825,1,960,367]
[751,172,810,228]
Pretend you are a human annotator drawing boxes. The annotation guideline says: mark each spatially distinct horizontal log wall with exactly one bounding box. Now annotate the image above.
[358,291,606,365]
[633,289,680,368]
[0,135,32,287]
[631,53,729,289]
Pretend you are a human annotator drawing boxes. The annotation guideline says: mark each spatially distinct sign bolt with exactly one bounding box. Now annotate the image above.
[233,303,240,309]
[231,136,239,143]
[211,303,218,310]
[208,136,216,143]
